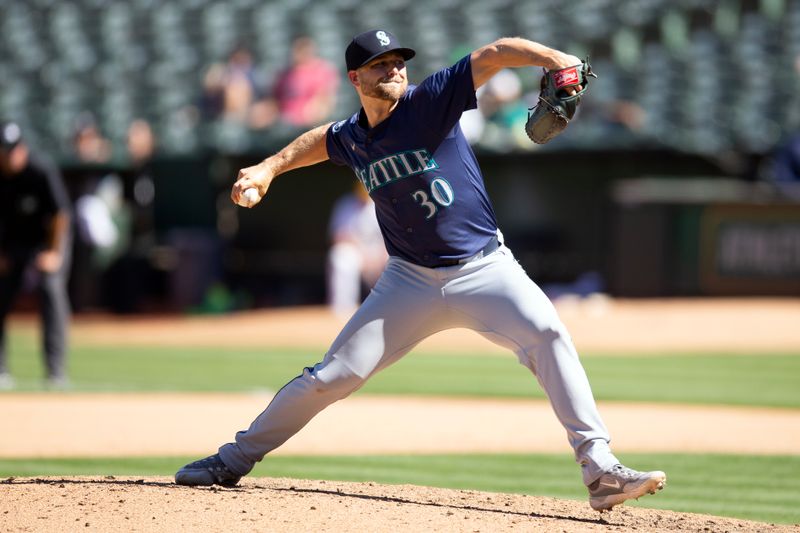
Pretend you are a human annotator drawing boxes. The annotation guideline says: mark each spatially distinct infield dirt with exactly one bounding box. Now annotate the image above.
[2,476,798,533]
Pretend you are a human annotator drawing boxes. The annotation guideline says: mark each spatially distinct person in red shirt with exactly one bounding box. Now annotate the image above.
[272,37,340,127]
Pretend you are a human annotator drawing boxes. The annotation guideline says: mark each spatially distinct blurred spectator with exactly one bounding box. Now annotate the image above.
[763,52,800,199]
[127,118,156,167]
[579,97,647,145]
[222,46,261,123]
[101,119,158,314]
[68,113,124,310]
[72,112,113,164]
[0,121,72,389]
[326,183,387,318]
[459,107,486,145]
[70,173,126,312]
[126,118,157,240]
[272,36,340,127]
[768,131,800,200]
[198,63,227,121]
[462,69,530,151]
[74,174,125,262]
[771,132,800,182]
[199,46,277,130]
[605,100,646,133]
[481,70,527,128]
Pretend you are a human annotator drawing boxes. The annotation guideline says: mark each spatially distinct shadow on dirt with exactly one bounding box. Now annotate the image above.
[1,477,175,488]
[268,484,613,527]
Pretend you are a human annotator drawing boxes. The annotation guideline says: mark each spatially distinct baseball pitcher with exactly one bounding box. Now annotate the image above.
[176,30,665,512]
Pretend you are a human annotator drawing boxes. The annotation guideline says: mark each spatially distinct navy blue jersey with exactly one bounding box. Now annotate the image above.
[326,55,498,267]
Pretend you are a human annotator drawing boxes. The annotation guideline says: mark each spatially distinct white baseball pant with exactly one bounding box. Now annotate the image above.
[219,243,619,485]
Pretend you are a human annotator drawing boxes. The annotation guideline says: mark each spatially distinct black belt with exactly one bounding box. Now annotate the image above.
[434,236,500,268]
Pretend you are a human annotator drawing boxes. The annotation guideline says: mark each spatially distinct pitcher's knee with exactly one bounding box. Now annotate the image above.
[308,357,365,398]
[517,326,577,369]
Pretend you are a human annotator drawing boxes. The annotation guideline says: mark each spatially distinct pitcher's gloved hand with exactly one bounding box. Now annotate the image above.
[525,58,597,144]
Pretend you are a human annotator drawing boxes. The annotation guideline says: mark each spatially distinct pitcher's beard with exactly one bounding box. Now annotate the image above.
[361,79,407,101]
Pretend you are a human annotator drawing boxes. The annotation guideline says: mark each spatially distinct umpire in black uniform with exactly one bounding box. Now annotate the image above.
[0,121,72,389]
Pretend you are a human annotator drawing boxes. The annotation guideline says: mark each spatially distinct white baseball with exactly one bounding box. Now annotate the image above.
[240,188,260,207]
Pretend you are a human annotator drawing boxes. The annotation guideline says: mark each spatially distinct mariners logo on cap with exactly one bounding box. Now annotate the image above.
[376,31,391,46]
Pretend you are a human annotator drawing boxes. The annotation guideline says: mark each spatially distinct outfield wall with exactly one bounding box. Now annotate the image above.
[57,149,800,312]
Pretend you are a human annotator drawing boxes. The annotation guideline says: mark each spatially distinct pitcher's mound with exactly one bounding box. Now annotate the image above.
[1,476,792,532]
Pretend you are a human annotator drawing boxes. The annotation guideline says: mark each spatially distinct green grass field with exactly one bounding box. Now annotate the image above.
[2,330,799,524]
[3,333,800,408]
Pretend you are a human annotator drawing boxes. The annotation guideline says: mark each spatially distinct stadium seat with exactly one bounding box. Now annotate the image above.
[0,0,796,159]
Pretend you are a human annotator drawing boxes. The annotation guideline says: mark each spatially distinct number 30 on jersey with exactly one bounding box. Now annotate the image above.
[412,177,455,219]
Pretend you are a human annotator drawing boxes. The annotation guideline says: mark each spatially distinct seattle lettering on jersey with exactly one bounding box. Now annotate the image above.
[355,149,439,193]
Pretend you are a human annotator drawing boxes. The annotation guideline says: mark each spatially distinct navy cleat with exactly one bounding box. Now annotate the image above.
[175,453,241,487]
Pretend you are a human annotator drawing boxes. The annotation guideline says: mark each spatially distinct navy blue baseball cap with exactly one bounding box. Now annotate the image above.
[0,121,22,150]
[345,30,415,71]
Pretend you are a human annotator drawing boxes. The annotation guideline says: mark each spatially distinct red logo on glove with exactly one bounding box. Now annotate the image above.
[553,67,580,89]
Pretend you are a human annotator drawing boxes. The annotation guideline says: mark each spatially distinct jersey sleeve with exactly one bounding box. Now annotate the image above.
[325,120,349,167]
[409,55,478,135]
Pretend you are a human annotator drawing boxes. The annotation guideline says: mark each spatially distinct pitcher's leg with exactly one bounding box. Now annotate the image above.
[447,249,618,484]
[219,353,364,475]
[518,321,618,485]
[219,258,448,476]
[322,257,450,379]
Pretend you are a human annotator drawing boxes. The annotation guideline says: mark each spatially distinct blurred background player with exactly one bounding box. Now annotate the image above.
[0,121,72,389]
[768,130,800,201]
[326,183,387,318]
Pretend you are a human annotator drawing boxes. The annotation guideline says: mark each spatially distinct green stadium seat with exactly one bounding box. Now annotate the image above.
[0,0,795,158]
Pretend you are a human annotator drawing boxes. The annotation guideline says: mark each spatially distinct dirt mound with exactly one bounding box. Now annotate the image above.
[1,476,793,533]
